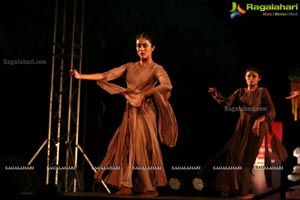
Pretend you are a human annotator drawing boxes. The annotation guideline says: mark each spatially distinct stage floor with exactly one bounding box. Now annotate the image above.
[13,181,300,200]
[16,191,292,200]
[17,192,251,200]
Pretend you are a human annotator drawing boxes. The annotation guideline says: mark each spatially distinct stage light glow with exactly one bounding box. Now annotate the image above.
[192,177,204,191]
[168,177,182,191]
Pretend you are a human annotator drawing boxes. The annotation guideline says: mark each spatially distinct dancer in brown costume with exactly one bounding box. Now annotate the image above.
[70,32,178,196]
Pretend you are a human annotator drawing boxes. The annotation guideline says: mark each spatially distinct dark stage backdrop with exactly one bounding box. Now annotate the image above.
[1,0,299,194]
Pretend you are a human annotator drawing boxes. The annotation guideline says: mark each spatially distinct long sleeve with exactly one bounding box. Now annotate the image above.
[95,64,128,94]
[152,66,173,100]
[211,88,241,107]
[152,67,178,147]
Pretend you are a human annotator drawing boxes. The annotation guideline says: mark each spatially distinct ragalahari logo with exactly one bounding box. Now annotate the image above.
[230,2,246,19]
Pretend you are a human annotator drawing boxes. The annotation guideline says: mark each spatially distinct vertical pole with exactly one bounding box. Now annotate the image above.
[46,0,59,185]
